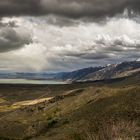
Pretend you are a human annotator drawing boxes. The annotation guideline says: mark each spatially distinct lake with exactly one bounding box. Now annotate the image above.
[0,79,66,85]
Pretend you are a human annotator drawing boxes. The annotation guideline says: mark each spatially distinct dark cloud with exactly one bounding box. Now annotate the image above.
[0,26,32,52]
[0,0,140,18]
[0,0,40,16]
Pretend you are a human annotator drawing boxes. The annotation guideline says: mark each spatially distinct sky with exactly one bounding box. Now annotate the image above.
[0,0,140,72]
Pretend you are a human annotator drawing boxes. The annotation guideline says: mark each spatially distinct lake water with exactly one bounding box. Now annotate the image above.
[0,79,66,85]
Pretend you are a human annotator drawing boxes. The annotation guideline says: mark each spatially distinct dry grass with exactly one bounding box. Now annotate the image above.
[0,77,139,140]
[13,97,52,106]
[69,119,140,140]
[102,121,139,140]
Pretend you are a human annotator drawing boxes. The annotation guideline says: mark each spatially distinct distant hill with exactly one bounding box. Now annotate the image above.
[54,67,104,81]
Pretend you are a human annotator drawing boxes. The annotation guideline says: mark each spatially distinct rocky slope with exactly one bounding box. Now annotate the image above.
[57,61,140,82]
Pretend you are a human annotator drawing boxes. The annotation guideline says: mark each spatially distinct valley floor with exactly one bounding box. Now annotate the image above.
[0,74,140,140]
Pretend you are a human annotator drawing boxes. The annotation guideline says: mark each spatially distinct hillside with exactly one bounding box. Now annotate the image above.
[0,73,139,140]
[54,61,140,82]
[54,67,104,81]
[82,61,140,81]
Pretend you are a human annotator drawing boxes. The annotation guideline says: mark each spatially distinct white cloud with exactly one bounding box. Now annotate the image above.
[0,15,140,72]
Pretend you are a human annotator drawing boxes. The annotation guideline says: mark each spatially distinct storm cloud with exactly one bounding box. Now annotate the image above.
[0,0,140,72]
[0,0,140,18]
[0,21,32,52]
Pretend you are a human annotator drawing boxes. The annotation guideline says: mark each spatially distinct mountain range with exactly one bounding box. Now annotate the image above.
[0,61,140,83]
[54,61,140,82]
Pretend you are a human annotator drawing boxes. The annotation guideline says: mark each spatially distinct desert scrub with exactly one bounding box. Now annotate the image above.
[69,129,85,140]
[81,120,139,140]
[47,118,58,128]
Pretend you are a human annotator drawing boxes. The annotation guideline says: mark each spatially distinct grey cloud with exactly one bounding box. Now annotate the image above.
[0,21,18,28]
[95,35,140,51]
[44,16,80,27]
[0,0,140,18]
[62,51,112,60]
[0,27,32,52]
[58,43,140,62]
[80,53,113,60]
